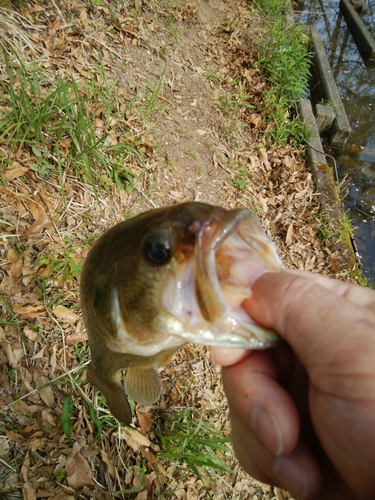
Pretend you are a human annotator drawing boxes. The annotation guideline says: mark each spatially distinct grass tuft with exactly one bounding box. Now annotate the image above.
[159,407,234,493]
[0,51,145,203]
[254,3,312,145]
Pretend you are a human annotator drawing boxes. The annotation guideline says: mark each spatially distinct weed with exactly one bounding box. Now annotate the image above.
[204,70,222,86]
[140,70,168,120]
[231,163,250,191]
[178,128,192,138]
[159,407,234,490]
[184,148,198,160]
[252,2,312,145]
[218,84,255,115]
[0,51,145,203]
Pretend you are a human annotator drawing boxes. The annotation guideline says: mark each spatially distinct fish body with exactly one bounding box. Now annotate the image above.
[80,202,283,424]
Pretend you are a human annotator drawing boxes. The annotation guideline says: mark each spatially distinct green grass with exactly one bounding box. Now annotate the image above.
[0,52,145,203]
[254,3,312,145]
[159,407,234,496]
[218,83,255,115]
[230,163,250,192]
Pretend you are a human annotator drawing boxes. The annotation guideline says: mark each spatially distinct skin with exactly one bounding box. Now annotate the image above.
[211,265,375,500]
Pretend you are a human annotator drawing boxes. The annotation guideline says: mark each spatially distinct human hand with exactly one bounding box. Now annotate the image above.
[212,267,375,500]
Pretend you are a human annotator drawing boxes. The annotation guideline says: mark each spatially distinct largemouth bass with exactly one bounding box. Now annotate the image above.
[80,202,283,424]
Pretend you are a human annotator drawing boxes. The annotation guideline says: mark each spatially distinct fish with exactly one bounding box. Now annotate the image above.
[80,202,283,424]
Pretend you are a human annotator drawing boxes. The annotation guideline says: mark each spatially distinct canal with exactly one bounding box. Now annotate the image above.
[295,0,375,286]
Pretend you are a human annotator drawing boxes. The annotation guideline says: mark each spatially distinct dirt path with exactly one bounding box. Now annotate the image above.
[0,0,339,498]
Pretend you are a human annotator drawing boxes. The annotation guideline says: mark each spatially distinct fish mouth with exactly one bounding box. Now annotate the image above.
[164,208,283,349]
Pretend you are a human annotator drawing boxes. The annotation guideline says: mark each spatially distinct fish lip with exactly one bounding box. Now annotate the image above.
[192,207,283,348]
[195,208,254,316]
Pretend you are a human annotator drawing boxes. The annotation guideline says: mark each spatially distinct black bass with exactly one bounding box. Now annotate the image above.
[80,202,283,424]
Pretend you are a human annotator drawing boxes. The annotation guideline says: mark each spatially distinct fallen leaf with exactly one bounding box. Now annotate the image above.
[26,214,51,235]
[65,331,88,346]
[13,304,46,314]
[2,165,29,181]
[53,305,80,323]
[36,376,55,407]
[286,223,294,246]
[169,190,184,199]
[100,450,116,477]
[119,428,152,452]
[66,452,92,489]
[21,483,36,500]
[23,326,38,341]
[5,429,26,442]
[3,342,23,367]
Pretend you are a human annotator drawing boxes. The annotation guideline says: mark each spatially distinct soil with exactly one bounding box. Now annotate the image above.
[0,0,355,498]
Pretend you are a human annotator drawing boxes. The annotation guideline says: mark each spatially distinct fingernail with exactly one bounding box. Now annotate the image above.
[211,347,248,366]
[250,406,283,456]
[272,456,308,500]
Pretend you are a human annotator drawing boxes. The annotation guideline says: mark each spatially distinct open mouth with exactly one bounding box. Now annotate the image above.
[183,208,284,348]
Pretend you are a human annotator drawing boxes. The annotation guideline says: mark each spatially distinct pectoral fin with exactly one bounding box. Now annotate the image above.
[87,362,132,425]
[124,367,162,406]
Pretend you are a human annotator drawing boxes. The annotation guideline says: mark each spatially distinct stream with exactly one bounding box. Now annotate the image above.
[295,0,375,286]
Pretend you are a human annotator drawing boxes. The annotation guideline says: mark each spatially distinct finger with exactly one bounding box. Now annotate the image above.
[241,272,375,375]
[287,270,375,309]
[222,350,299,456]
[229,411,322,500]
[210,346,249,366]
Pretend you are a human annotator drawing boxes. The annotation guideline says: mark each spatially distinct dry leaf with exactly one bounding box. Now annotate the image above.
[5,429,26,442]
[36,376,54,407]
[136,408,153,432]
[13,304,46,315]
[3,342,23,367]
[286,223,294,246]
[23,326,38,341]
[53,305,80,323]
[26,214,51,235]
[66,452,92,489]
[119,428,152,452]
[31,346,47,360]
[2,165,29,181]
[66,331,88,346]
[100,450,116,477]
[169,190,184,199]
[21,483,36,500]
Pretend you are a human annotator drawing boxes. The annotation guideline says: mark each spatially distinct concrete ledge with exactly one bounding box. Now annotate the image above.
[309,26,351,146]
[298,99,342,215]
[298,99,358,272]
[340,0,375,59]
[315,103,335,132]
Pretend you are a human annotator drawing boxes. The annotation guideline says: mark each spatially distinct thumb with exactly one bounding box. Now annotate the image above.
[242,271,375,390]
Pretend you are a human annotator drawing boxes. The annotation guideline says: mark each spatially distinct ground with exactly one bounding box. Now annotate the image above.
[0,0,351,498]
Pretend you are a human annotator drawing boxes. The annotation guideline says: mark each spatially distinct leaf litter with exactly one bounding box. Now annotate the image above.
[0,0,359,498]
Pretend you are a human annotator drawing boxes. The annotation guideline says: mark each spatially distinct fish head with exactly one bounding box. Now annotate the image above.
[80,202,284,365]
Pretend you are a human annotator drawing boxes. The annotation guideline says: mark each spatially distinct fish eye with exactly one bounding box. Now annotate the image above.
[144,241,171,265]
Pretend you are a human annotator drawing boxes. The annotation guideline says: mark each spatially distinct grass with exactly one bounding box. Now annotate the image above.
[159,407,234,497]
[0,52,151,203]
[254,1,312,145]
[231,163,250,191]
[218,84,255,115]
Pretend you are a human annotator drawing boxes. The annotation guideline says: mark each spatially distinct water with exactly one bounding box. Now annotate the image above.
[295,0,375,286]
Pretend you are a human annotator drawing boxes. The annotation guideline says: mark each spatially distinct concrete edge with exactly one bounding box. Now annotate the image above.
[309,25,351,146]
[298,99,359,271]
[340,0,375,60]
